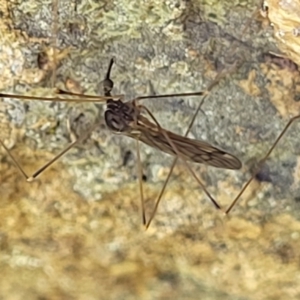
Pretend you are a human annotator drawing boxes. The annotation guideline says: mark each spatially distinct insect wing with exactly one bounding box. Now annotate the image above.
[130,125,241,170]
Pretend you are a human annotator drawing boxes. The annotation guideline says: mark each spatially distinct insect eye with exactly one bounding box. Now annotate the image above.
[105,111,126,132]
[124,113,133,121]
[111,118,123,131]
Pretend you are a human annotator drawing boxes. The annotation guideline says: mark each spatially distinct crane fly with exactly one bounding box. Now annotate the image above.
[1,1,292,230]
[0,58,243,227]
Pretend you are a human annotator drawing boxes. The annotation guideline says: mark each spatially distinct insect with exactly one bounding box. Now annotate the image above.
[0,58,242,227]
[3,1,290,227]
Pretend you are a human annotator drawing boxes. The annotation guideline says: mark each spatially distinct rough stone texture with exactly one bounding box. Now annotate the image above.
[1,0,300,299]
[266,0,300,66]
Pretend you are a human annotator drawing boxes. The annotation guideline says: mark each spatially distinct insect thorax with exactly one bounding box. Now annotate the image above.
[105,99,138,132]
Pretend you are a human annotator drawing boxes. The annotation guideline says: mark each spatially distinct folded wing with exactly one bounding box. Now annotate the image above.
[127,125,242,170]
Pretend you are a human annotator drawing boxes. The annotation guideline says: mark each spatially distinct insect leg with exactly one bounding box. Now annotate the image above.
[139,105,221,229]
[225,114,300,214]
[135,139,146,225]
[137,64,240,228]
[0,123,98,182]
[133,60,240,104]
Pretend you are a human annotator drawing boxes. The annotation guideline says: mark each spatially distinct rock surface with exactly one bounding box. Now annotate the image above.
[1,0,300,299]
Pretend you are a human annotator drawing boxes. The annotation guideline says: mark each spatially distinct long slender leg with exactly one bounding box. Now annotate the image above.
[0,58,116,182]
[143,62,241,228]
[143,105,221,207]
[0,93,120,103]
[225,114,300,214]
[135,139,146,225]
[133,63,230,105]
[144,94,209,228]
[0,139,30,180]
[0,123,98,181]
